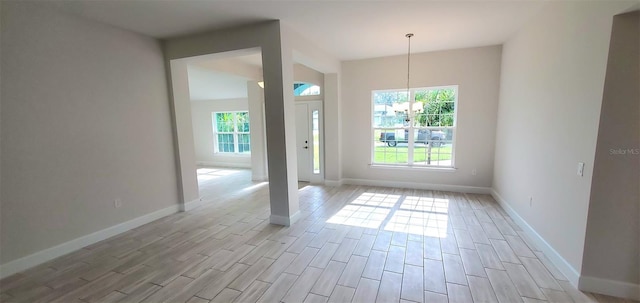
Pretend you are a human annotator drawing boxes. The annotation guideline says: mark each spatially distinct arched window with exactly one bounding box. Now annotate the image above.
[294,82,320,96]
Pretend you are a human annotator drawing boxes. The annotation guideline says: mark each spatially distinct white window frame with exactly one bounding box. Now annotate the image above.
[370,85,458,168]
[212,111,251,155]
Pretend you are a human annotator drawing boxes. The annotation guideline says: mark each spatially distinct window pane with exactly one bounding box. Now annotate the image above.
[217,134,235,153]
[236,112,250,132]
[414,88,456,127]
[312,110,320,174]
[373,91,409,128]
[294,83,321,96]
[411,128,453,167]
[300,85,320,96]
[216,113,234,132]
[238,134,251,153]
[374,128,409,165]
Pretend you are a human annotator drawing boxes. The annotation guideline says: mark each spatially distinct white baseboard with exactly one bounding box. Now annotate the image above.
[269,211,300,227]
[342,178,491,194]
[181,197,206,212]
[324,179,343,187]
[490,189,581,286]
[491,189,640,300]
[196,161,250,169]
[579,276,640,301]
[0,204,180,279]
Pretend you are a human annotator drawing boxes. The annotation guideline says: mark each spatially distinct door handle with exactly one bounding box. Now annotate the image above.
[303,146,308,149]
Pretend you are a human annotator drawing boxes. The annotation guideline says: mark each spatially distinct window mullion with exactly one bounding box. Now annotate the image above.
[212,113,218,153]
[233,112,239,154]
[407,89,415,165]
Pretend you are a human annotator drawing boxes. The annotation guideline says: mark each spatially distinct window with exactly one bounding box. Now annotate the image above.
[212,111,250,154]
[372,86,457,167]
[294,82,320,96]
[312,109,320,174]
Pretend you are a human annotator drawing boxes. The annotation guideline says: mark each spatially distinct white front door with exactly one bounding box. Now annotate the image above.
[295,101,323,182]
[295,103,311,182]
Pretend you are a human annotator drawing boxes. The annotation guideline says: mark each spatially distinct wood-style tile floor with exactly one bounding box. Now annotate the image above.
[0,168,634,303]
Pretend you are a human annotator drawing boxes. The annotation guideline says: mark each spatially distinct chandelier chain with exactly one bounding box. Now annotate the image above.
[406,33,413,122]
[406,33,413,95]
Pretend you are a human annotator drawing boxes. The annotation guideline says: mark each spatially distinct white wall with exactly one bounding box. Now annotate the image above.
[187,66,250,101]
[194,56,263,81]
[294,64,324,87]
[281,25,341,75]
[191,98,251,168]
[247,81,268,181]
[581,11,639,299]
[492,0,636,286]
[324,73,342,184]
[1,2,178,266]
[341,46,502,190]
[169,60,200,206]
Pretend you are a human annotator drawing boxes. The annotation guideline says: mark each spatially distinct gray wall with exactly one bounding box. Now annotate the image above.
[493,0,636,281]
[0,2,178,264]
[582,10,640,290]
[341,45,502,189]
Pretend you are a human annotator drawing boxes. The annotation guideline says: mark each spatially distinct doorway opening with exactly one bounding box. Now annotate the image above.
[169,47,270,210]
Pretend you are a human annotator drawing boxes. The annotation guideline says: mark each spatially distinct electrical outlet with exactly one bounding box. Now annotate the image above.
[471,169,477,176]
[114,199,122,208]
[529,196,533,207]
[577,162,585,177]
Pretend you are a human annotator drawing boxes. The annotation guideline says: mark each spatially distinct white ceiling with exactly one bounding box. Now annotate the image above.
[47,1,547,61]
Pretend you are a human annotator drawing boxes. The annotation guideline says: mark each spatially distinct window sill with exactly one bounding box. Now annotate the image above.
[369,164,457,172]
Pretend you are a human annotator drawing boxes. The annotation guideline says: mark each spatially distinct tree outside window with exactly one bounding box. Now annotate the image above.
[213,111,250,154]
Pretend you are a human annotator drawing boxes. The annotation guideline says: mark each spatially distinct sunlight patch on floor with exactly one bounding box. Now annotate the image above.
[351,192,400,208]
[326,204,391,229]
[197,168,243,182]
[242,182,268,192]
[327,192,450,238]
[400,196,450,213]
